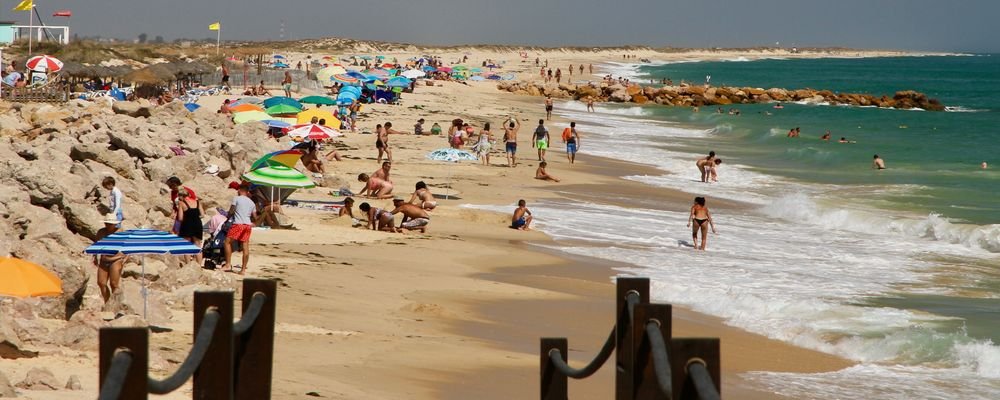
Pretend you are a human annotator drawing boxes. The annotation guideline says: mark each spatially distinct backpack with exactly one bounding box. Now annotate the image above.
[561,127,572,142]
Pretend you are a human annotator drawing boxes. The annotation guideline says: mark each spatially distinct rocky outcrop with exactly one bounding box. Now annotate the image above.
[497,81,946,111]
[16,367,60,391]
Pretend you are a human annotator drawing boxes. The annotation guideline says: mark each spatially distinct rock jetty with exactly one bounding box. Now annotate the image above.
[497,81,946,111]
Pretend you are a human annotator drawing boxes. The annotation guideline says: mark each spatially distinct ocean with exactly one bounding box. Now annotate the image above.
[508,55,1000,399]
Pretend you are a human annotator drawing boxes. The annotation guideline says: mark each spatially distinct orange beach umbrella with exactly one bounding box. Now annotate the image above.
[0,257,63,298]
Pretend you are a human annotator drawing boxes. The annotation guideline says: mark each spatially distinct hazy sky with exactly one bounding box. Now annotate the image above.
[6,0,999,52]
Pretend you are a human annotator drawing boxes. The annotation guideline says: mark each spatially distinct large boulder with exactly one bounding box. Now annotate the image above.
[0,370,15,397]
[15,367,60,391]
[0,317,37,359]
[112,100,153,118]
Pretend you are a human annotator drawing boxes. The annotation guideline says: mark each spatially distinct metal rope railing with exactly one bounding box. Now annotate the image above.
[687,360,722,400]
[97,350,133,400]
[148,309,220,394]
[546,291,640,378]
[233,292,267,336]
[645,320,673,398]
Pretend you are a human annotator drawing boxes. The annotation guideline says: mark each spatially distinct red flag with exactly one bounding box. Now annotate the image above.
[52,10,72,17]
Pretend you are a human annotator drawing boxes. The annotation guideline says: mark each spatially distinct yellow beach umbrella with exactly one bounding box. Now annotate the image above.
[296,108,341,129]
[233,110,272,124]
[316,66,348,84]
[0,257,63,298]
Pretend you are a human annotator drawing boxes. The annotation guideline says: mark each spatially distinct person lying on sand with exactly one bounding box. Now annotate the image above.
[359,202,397,232]
[535,162,560,182]
[407,181,437,210]
[391,199,431,233]
[357,173,394,199]
[511,199,533,231]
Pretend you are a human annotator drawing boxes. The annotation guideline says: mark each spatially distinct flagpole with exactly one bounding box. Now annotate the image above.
[28,3,34,54]
[216,24,221,55]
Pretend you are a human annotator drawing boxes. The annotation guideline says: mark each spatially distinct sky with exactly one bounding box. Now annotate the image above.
[5,0,999,52]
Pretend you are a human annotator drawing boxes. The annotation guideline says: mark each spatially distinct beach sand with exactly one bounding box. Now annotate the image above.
[2,47,880,398]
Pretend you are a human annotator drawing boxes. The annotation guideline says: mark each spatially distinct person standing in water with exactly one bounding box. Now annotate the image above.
[696,151,716,183]
[873,154,886,170]
[544,96,554,120]
[562,122,581,164]
[687,196,717,250]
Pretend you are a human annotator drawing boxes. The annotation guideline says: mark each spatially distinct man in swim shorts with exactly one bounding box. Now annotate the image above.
[872,154,886,170]
[504,117,520,168]
[533,119,550,162]
[391,199,431,233]
[544,96,554,120]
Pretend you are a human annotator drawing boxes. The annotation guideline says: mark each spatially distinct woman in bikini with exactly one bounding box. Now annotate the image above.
[407,181,437,210]
[686,196,718,250]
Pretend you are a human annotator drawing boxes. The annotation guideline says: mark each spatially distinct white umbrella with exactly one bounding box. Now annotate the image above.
[401,69,425,79]
[426,148,478,199]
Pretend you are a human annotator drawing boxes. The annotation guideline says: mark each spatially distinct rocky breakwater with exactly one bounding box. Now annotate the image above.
[497,81,946,111]
[0,98,284,394]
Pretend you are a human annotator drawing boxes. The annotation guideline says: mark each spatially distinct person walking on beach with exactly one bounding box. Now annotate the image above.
[555,68,562,83]
[568,64,573,76]
[544,96,554,120]
[873,154,886,170]
[94,214,126,305]
[504,117,520,168]
[534,119,550,162]
[696,151,716,183]
[375,124,392,163]
[562,122,581,164]
[224,184,255,274]
[687,197,717,250]
[473,123,494,165]
[588,64,593,74]
[282,71,293,97]
[511,199,533,230]
[221,62,230,87]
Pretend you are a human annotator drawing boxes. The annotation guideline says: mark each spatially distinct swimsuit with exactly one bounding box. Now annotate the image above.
[506,142,517,153]
[512,217,527,228]
[402,217,430,229]
[693,218,708,226]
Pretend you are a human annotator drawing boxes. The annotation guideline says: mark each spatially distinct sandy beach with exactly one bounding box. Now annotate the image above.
[3,45,913,398]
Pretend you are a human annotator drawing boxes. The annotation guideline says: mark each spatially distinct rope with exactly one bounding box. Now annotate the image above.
[97,350,133,400]
[147,309,220,394]
[687,360,721,400]
[645,320,673,398]
[547,328,616,379]
[233,292,267,336]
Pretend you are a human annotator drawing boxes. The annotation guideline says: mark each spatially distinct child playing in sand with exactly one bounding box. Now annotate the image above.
[686,197,718,250]
[359,202,397,232]
[407,181,437,210]
[535,162,560,182]
[339,197,364,227]
[511,199,533,230]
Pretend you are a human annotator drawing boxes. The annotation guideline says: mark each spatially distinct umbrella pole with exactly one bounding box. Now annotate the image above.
[446,163,452,200]
[142,255,148,319]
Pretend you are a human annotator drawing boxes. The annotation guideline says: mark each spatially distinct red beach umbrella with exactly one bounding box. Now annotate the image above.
[26,55,64,73]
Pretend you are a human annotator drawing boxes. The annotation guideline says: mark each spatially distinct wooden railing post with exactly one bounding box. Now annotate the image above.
[193,291,234,400]
[99,327,148,400]
[540,338,568,400]
[631,304,672,400]
[235,279,277,400]
[615,277,649,400]
[670,338,721,400]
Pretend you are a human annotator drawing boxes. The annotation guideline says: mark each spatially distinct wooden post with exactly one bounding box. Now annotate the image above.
[540,338,568,400]
[631,304,672,400]
[193,291,234,400]
[235,279,277,400]
[670,338,720,400]
[615,277,649,400]
[99,327,148,400]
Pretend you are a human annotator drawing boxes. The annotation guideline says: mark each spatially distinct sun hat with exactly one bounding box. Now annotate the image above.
[102,213,121,225]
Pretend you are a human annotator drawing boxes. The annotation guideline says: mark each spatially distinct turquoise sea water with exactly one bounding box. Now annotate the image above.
[521,55,1000,399]
[635,55,1000,224]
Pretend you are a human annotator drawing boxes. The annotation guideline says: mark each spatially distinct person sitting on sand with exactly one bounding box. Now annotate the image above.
[431,122,442,136]
[219,99,233,114]
[407,181,437,210]
[359,202,397,232]
[256,80,270,96]
[414,118,425,135]
[511,199,533,231]
[301,141,325,177]
[339,197,364,227]
[358,173,394,199]
[687,196,718,251]
[535,161,560,182]
[696,151,716,183]
[391,198,431,233]
[873,154,886,170]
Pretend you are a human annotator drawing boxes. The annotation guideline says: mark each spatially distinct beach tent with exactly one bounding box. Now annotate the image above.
[296,108,340,128]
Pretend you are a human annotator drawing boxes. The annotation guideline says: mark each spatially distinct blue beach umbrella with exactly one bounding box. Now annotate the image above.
[385,76,412,88]
[340,86,362,98]
[262,119,291,128]
[273,62,289,68]
[273,55,286,59]
[85,229,201,318]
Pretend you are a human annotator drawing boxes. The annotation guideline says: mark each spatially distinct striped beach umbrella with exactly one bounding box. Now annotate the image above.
[25,55,64,73]
[250,149,304,170]
[85,229,201,319]
[332,73,360,86]
[285,123,342,140]
[242,165,316,189]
